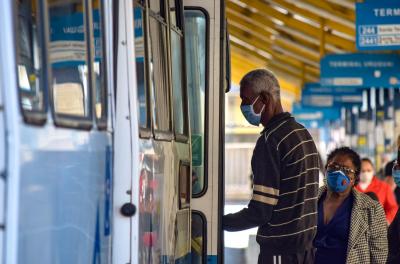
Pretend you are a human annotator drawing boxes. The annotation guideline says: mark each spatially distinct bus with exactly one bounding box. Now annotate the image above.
[0,0,229,263]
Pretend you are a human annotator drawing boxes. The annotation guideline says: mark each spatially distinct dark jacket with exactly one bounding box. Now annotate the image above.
[223,112,319,254]
[388,209,400,263]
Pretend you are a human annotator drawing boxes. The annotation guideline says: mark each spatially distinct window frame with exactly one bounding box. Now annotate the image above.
[135,0,152,139]
[47,0,94,130]
[148,4,174,141]
[14,0,49,126]
[191,210,207,264]
[93,0,108,130]
[184,7,210,198]
[168,0,189,142]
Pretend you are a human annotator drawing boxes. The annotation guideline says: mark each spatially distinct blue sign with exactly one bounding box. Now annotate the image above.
[356,1,400,50]
[320,53,400,88]
[50,11,102,67]
[302,83,363,107]
[292,103,341,125]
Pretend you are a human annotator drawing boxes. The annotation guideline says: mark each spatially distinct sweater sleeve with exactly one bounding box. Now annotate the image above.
[223,136,280,231]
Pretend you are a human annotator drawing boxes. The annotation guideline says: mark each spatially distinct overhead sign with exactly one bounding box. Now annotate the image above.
[356,1,400,50]
[301,83,363,107]
[320,53,400,88]
[292,103,341,126]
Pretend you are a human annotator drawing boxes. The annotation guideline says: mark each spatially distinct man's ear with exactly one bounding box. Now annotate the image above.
[259,92,270,105]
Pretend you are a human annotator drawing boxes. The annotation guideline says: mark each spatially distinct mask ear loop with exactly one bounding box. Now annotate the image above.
[251,96,265,115]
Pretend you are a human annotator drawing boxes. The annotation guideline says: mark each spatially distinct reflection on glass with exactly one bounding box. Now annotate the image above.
[184,10,206,195]
[134,6,148,128]
[16,0,44,112]
[92,0,106,120]
[191,213,205,264]
[48,0,90,118]
[171,30,185,135]
[149,16,170,131]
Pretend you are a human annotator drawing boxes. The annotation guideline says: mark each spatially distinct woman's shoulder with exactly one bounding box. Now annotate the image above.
[353,189,382,210]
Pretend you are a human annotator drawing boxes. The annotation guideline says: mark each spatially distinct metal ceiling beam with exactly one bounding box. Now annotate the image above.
[325,0,355,10]
[227,11,321,62]
[284,0,355,31]
[226,2,278,35]
[228,23,320,75]
[231,41,319,83]
[266,0,355,43]
[234,0,355,52]
[231,47,303,97]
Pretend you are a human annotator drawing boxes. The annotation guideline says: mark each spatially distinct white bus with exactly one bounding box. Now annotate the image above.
[0,0,229,263]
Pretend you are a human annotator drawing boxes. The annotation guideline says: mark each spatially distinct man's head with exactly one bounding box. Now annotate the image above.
[239,69,283,127]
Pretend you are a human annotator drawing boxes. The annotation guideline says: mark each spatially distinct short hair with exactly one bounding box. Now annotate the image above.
[326,147,361,185]
[240,69,280,100]
[361,158,374,168]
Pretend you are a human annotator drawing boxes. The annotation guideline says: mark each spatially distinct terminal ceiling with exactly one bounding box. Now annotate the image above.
[226,0,356,108]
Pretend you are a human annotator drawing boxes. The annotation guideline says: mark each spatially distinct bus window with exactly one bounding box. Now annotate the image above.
[170,29,186,136]
[191,212,206,264]
[184,10,207,196]
[92,0,107,127]
[47,0,92,121]
[16,0,46,117]
[134,2,148,129]
[149,15,170,134]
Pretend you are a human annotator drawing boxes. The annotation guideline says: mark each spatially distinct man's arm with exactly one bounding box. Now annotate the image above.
[223,137,280,231]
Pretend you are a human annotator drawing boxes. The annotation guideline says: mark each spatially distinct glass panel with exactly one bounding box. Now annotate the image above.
[184,10,207,195]
[149,17,170,132]
[134,6,148,128]
[48,0,90,118]
[171,31,185,135]
[92,0,106,121]
[191,212,205,264]
[16,0,44,112]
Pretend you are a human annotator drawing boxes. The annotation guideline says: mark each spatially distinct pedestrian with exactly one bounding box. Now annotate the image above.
[223,69,320,264]
[355,158,398,223]
[314,147,388,264]
[384,135,400,204]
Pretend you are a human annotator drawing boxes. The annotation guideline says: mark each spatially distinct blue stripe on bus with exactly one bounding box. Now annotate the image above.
[207,255,218,264]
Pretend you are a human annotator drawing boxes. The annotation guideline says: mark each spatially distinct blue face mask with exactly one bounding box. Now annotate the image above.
[327,170,351,193]
[393,168,400,187]
[240,96,265,126]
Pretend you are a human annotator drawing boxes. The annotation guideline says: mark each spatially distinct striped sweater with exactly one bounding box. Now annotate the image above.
[223,112,320,254]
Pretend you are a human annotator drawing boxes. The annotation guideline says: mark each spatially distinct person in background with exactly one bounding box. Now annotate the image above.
[384,135,400,204]
[223,69,319,264]
[388,166,400,263]
[314,147,388,264]
[355,158,398,223]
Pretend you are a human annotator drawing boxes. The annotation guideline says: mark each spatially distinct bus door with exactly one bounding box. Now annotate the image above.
[184,1,229,263]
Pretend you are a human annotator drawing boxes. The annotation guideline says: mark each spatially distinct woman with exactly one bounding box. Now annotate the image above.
[314,147,388,264]
[355,158,398,223]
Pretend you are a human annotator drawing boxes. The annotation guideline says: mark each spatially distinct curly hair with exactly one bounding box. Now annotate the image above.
[326,146,361,185]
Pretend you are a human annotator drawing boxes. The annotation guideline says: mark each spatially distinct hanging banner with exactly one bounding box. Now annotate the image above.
[301,83,363,107]
[356,1,400,50]
[320,53,400,87]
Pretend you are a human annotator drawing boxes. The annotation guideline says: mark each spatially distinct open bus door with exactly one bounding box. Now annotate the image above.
[184,1,229,263]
